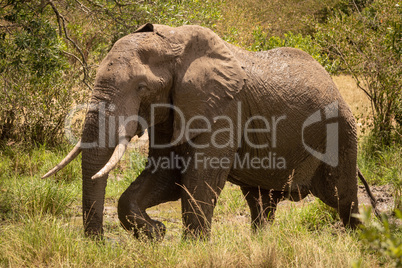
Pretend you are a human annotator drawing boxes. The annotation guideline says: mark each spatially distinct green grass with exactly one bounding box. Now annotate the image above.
[358,138,402,211]
[0,143,400,267]
[358,139,402,185]
[0,144,81,220]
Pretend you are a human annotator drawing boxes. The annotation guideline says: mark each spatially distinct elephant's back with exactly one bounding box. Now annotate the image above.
[257,47,337,104]
[242,47,352,122]
[253,47,356,135]
[229,46,357,190]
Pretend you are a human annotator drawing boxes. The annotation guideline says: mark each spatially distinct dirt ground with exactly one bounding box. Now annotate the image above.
[358,184,395,214]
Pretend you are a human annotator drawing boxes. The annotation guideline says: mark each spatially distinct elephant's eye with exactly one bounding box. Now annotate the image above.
[138,83,148,92]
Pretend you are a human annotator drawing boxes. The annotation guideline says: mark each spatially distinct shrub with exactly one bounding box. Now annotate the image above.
[315,0,402,148]
[358,208,402,267]
[0,8,74,145]
[251,28,339,73]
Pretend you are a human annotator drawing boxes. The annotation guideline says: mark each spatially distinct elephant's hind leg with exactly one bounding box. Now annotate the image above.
[241,187,283,230]
[311,164,361,229]
[118,168,181,240]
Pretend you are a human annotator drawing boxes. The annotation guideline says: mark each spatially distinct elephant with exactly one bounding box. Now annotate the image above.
[43,23,378,239]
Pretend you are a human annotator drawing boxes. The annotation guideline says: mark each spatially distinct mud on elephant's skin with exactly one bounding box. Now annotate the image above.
[43,23,378,239]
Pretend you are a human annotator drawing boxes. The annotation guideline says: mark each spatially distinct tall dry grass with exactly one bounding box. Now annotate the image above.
[0,182,386,267]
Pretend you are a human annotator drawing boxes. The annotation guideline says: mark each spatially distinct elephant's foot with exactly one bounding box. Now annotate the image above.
[83,213,105,239]
[339,201,361,229]
[182,224,211,241]
[84,227,105,241]
[120,212,166,241]
[241,187,283,230]
[132,219,166,241]
[343,216,361,229]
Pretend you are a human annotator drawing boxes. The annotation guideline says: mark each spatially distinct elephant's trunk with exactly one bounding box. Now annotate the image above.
[42,94,139,235]
[80,108,111,236]
[81,148,111,236]
[80,103,137,236]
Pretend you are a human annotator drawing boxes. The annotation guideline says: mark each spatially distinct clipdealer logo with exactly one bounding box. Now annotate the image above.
[302,101,339,167]
[63,101,340,170]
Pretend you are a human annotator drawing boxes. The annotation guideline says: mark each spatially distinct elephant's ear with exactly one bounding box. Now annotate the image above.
[134,23,154,33]
[159,25,247,144]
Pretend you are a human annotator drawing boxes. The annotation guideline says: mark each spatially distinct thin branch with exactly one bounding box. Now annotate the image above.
[62,51,85,67]
[62,51,94,90]
[112,0,132,7]
[74,0,91,14]
[48,0,63,36]
[352,0,362,14]
[395,128,402,138]
[0,24,20,30]
[48,0,93,90]
[332,44,373,100]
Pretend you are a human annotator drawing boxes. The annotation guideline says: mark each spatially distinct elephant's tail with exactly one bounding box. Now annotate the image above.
[358,168,381,219]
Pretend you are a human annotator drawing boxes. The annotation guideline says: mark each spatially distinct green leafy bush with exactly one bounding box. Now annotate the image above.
[315,0,402,148]
[0,7,74,145]
[359,208,402,267]
[250,28,339,74]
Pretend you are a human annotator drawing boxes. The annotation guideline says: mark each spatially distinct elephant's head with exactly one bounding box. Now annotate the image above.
[43,23,246,236]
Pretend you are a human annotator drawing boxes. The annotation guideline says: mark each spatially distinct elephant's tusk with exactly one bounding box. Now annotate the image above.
[91,139,129,180]
[42,141,82,179]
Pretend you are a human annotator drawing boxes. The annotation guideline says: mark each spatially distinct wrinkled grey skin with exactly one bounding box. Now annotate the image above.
[61,24,362,239]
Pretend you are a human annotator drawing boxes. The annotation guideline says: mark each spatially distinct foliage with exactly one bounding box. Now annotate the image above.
[218,0,346,46]
[0,3,74,145]
[331,0,377,16]
[71,0,221,52]
[250,28,339,73]
[315,0,402,147]
[358,208,402,267]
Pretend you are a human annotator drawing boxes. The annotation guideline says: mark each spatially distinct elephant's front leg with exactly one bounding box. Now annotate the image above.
[180,169,228,239]
[118,168,181,240]
[180,144,236,239]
